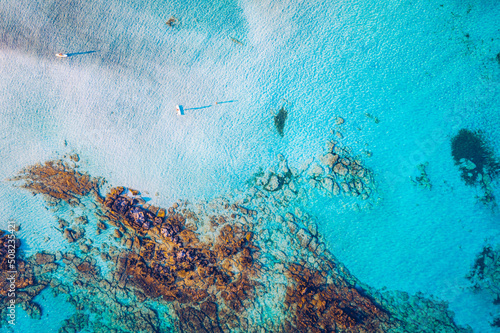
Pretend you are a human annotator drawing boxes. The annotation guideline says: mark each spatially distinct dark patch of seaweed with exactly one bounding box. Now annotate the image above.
[451,129,500,186]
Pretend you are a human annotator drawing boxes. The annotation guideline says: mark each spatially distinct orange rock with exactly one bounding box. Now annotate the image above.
[70,153,80,162]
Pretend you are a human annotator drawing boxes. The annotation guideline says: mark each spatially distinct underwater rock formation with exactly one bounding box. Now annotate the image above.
[2,156,472,332]
[250,138,376,208]
[315,141,375,201]
[468,246,500,295]
[274,106,288,137]
[100,188,261,312]
[467,245,500,327]
[411,162,432,190]
[0,231,60,323]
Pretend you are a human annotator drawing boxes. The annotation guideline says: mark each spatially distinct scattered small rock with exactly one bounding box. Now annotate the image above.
[296,228,312,248]
[320,153,339,168]
[63,229,76,243]
[74,216,88,225]
[321,177,333,192]
[79,243,90,253]
[333,163,348,176]
[97,221,107,230]
[308,164,324,178]
[70,153,80,162]
[332,182,340,195]
[36,253,55,265]
[59,219,69,229]
[22,302,42,320]
[265,175,281,191]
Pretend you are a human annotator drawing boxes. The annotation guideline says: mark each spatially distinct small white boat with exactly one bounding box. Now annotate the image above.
[176,105,184,116]
[55,53,68,58]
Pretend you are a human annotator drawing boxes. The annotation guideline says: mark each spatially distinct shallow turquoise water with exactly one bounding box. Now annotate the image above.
[1,0,500,331]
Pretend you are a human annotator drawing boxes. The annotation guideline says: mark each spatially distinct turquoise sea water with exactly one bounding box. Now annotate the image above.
[1,0,500,332]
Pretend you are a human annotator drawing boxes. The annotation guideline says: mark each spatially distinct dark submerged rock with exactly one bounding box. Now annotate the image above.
[274,106,288,137]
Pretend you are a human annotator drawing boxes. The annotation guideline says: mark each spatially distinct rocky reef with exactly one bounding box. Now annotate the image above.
[100,187,261,313]
[2,151,473,332]
[312,140,376,201]
[251,141,376,208]
[467,245,500,327]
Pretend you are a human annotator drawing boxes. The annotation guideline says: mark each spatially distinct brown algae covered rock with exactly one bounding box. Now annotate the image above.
[9,159,100,204]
